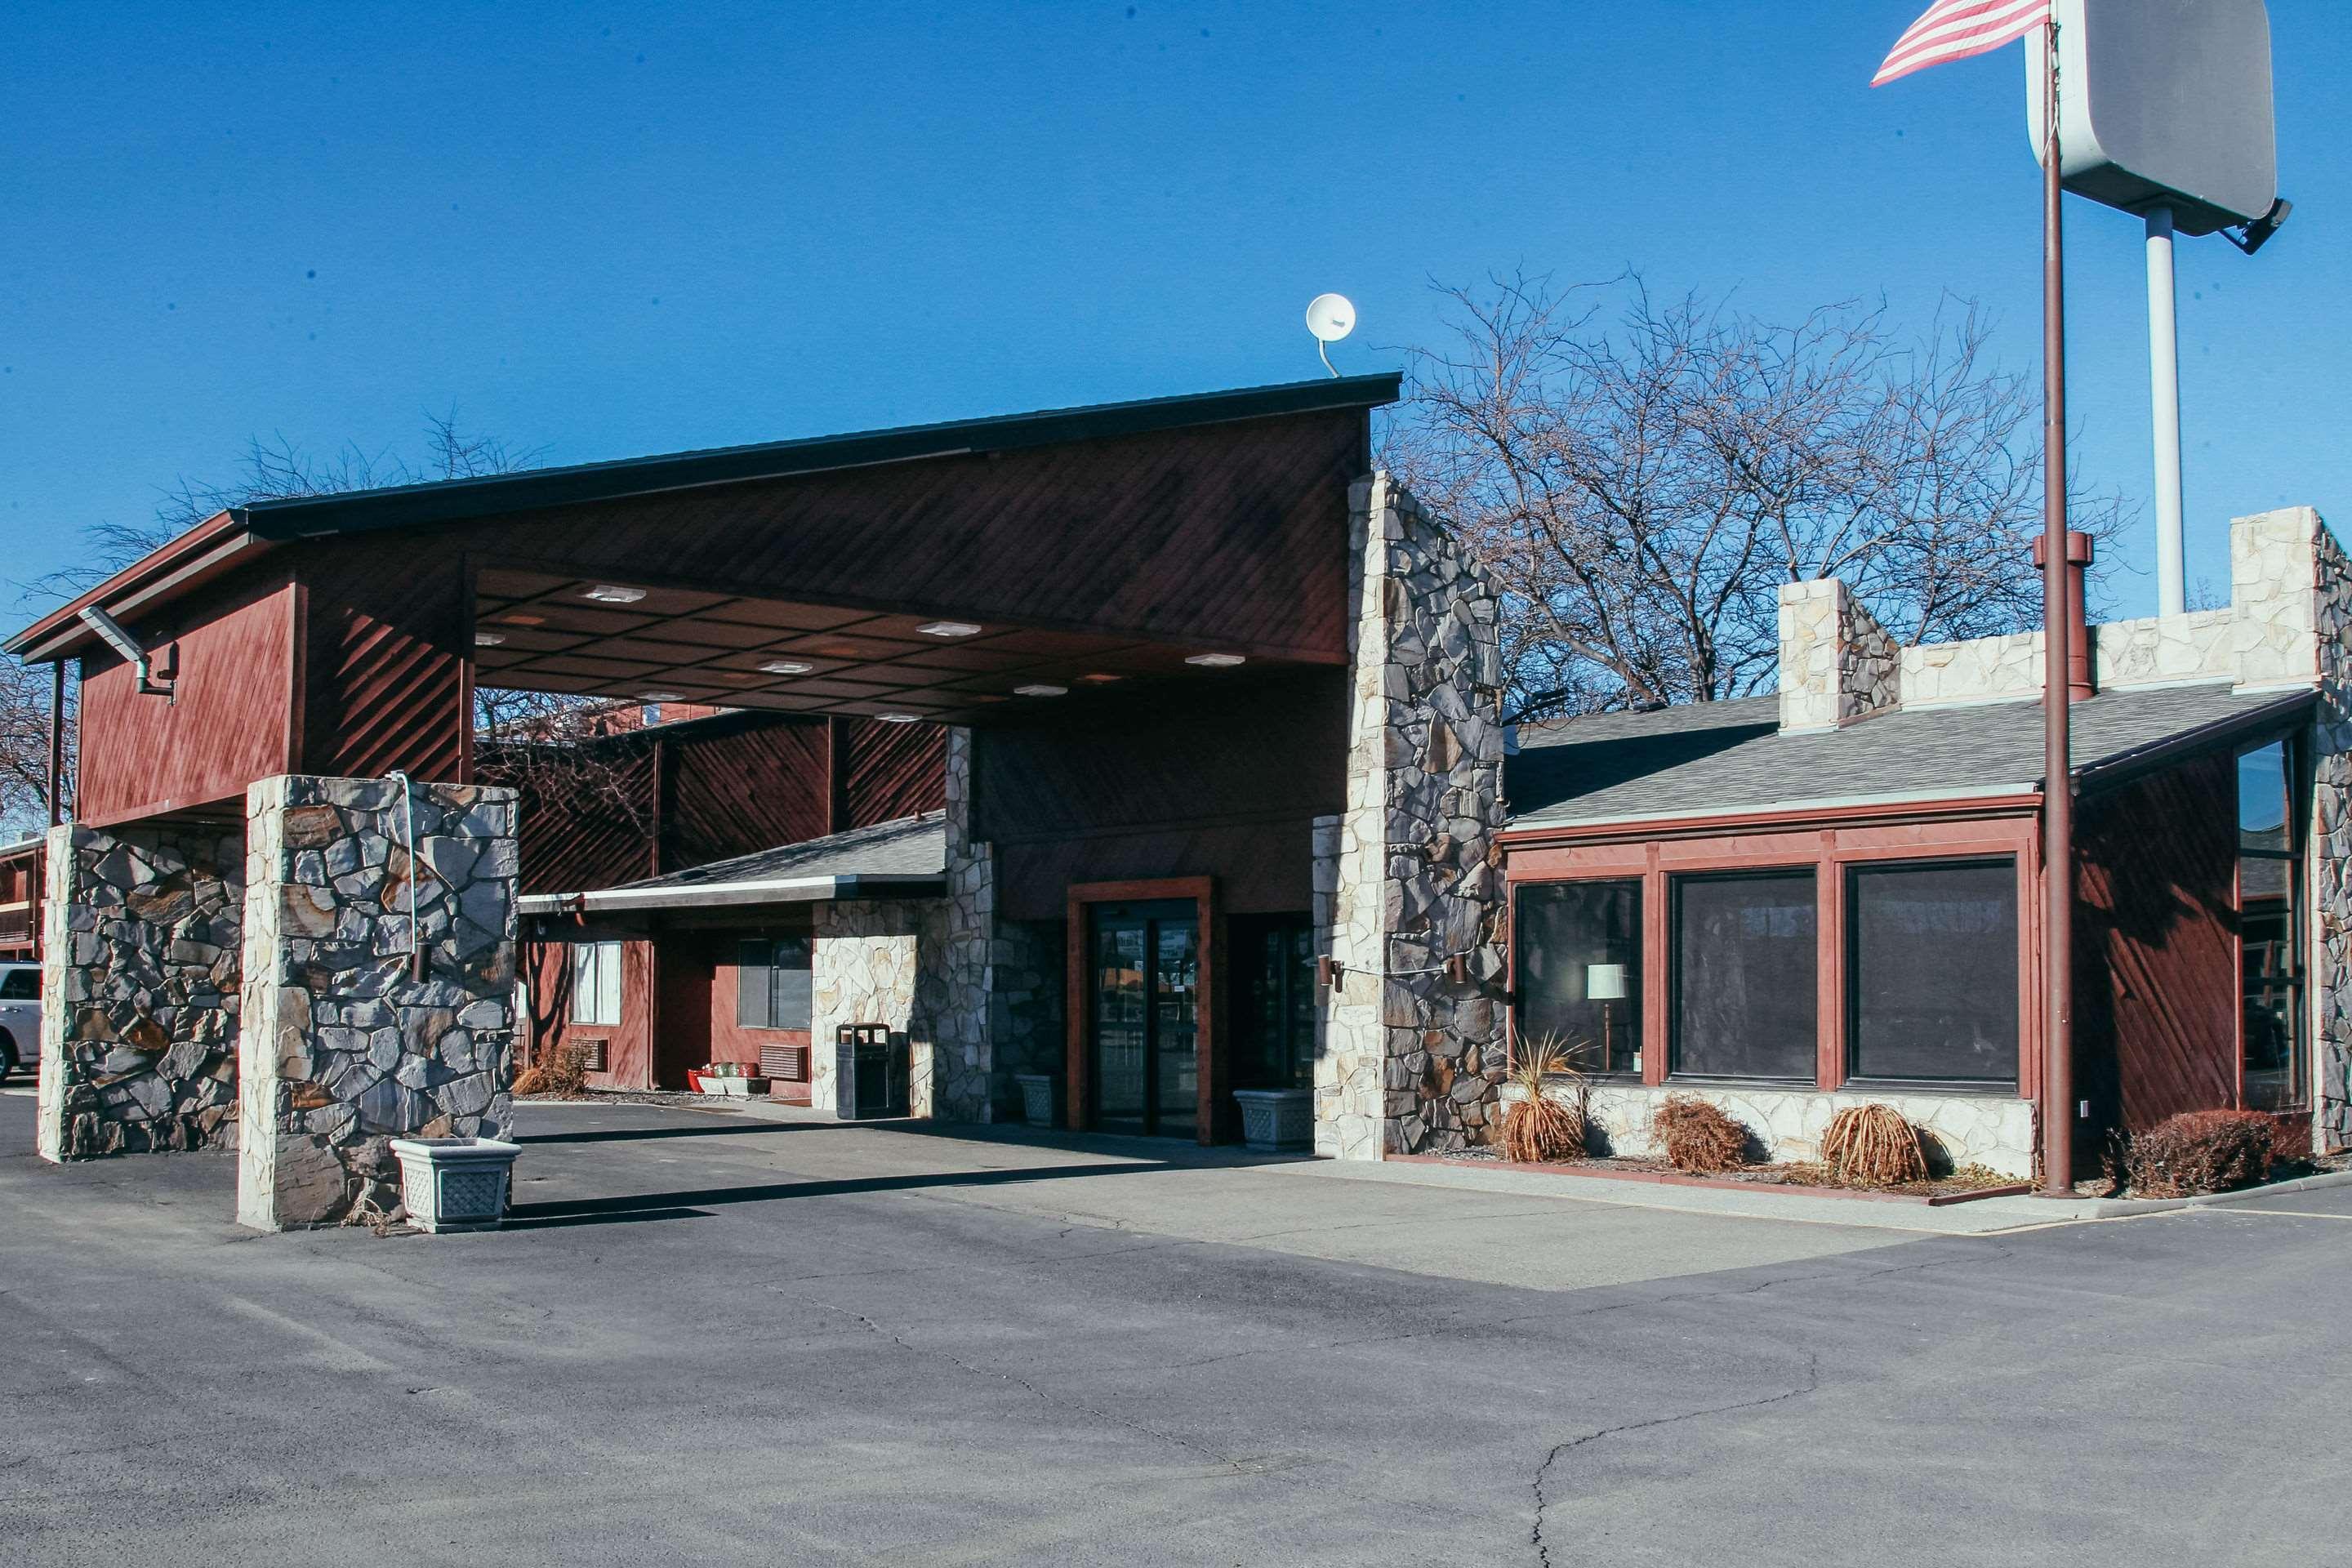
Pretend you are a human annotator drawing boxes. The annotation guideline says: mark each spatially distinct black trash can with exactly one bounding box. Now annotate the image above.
[834,1023,911,1120]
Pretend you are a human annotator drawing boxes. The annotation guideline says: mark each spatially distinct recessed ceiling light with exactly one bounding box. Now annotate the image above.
[915,621,982,638]
[1080,673,1121,684]
[583,584,648,604]
[759,659,814,675]
[474,631,506,647]
[639,691,684,702]
[1013,684,1068,697]
[1184,653,1247,668]
[500,613,546,626]
[876,713,922,724]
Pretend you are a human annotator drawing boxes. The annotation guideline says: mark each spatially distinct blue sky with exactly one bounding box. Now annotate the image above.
[2,2,2345,617]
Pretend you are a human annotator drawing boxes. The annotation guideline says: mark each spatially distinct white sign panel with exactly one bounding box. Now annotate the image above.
[2027,0,2278,234]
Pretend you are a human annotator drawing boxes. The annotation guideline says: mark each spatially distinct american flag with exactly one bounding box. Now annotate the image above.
[1871,0,2050,88]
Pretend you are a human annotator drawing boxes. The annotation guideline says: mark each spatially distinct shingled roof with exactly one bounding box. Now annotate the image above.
[1503,681,2314,830]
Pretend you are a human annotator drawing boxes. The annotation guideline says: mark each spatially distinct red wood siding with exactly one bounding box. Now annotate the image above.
[525,935,659,1089]
[296,540,470,783]
[2074,753,2241,1136]
[838,719,947,830]
[76,572,297,826]
[451,411,1364,662]
[665,721,830,867]
[978,670,1343,920]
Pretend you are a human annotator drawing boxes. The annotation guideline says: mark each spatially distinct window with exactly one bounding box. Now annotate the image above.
[1673,871,1816,1080]
[1232,915,1315,1089]
[0,967,37,1000]
[1847,859,2019,1084]
[736,937,813,1031]
[2238,739,2305,1111]
[572,941,622,1027]
[1516,880,1642,1075]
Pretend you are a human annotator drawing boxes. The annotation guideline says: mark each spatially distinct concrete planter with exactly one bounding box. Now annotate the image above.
[1232,1088,1313,1152]
[1014,1073,1058,1129]
[389,1136,521,1234]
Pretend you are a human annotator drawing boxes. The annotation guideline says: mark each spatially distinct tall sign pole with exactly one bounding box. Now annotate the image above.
[2037,13,2075,1196]
[2145,204,2186,616]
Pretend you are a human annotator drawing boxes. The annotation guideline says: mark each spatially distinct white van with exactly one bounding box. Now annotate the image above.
[0,962,37,1082]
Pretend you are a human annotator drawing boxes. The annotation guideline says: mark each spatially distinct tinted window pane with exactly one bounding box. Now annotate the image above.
[1517,880,1642,1075]
[768,936,813,1031]
[735,939,772,1028]
[2238,741,2290,853]
[1673,873,1815,1080]
[0,968,36,1000]
[1153,920,1199,1139]
[1849,860,2018,1083]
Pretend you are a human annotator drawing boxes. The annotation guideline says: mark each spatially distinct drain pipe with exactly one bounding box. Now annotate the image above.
[386,770,427,982]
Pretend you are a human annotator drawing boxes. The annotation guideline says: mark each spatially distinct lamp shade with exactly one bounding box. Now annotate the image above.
[1585,962,1628,1001]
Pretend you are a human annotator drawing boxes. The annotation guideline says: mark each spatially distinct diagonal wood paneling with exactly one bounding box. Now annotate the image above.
[2074,751,2242,1138]
[298,539,470,783]
[840,718,947,829]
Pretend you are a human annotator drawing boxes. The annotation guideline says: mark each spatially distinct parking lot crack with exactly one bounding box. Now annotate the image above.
[1529,1350,1820,1568]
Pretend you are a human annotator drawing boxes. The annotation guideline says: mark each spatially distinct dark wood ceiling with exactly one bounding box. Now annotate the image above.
[469,568,1298,724]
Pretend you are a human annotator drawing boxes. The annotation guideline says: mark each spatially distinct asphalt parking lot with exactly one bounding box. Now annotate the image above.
[3,1089,2347,1567]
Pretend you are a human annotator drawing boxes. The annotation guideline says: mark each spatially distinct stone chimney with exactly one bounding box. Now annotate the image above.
[1777,577,1900,733]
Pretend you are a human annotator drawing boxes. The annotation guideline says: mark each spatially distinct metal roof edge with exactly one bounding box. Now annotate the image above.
[518,870,947,915]
[1501,784,2040,837]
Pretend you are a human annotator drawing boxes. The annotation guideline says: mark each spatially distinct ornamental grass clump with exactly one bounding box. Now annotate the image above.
[513,1040,590,1100]
[1820,1103,1928,1188]
[1500,1041,1587,1164]
[1650,1094,1749,1174]
[2124,1108,2275,1198]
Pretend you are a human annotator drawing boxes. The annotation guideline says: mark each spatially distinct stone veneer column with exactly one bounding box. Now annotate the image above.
[1316,474,1509,1159]
[36,821,244,1162]
[2278,509,2352,1152]
[926,728,996,1121]
[1777,577,1900,733]
[237,776,519,1231]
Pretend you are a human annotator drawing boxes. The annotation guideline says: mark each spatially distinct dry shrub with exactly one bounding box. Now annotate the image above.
[1650,1094,1748,1174]
[2124,1109,2275,1198]
[1820,1103,1927,1188]
[1500,1040,1587,1164]
[515,1040,590,1101]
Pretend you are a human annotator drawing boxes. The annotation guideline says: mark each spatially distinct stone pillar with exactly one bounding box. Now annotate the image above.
[928,728,996,1120]
[236,776,519,1231]
[36,821,245,1162]
[2293,511,2352,1153]
[1777,577,1900,733]
[1316,474,1509,1160]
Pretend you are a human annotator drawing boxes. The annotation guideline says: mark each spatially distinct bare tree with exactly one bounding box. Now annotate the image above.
[1383,273,2135,721]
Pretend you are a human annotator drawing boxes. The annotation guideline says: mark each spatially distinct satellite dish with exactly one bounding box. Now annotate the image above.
[1305,292,1356,376]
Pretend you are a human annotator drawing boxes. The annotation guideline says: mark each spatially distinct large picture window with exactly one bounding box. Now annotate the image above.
[2239,739,2305,1111]
[1846,858,2019,1084]
[572,940,623,1027]
[1673,871,1816,1080]
[737,937,814,1031]
[1232,915,1315,1090]
[1516,880,1642,1076]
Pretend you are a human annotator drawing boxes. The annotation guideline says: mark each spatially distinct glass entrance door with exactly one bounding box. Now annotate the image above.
[1089,902,1199,1138]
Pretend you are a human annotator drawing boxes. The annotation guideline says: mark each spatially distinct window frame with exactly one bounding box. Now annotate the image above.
[1667,866,1820,1085]
[735,936,814,1033]
[1510,875,1646,1080]
[572,940,623,1028]
[2236,733,2310,1112]
[1841,854,2022,1090]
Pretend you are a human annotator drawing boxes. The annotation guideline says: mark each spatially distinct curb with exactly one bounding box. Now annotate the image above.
[2059,1165,2352,1218]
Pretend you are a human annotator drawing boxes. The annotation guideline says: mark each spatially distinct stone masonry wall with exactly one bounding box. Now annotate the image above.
[809,899,940,1114]
[237,777,519,1230]
[987,916,1063,1119]
[37,822,244,1161]
[1316,474,1509,1159]
[2296,510,2352,1152]
[1777,578,1900,732]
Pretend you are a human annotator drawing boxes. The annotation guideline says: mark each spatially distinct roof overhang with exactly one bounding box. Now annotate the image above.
[8,374,1398,666]
[519,871,947,917]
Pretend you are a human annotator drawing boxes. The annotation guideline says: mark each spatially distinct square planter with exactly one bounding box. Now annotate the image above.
[1232,1088,1313,1153]
[1013,1072,1058,1129]
[389,1136,522,1234]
